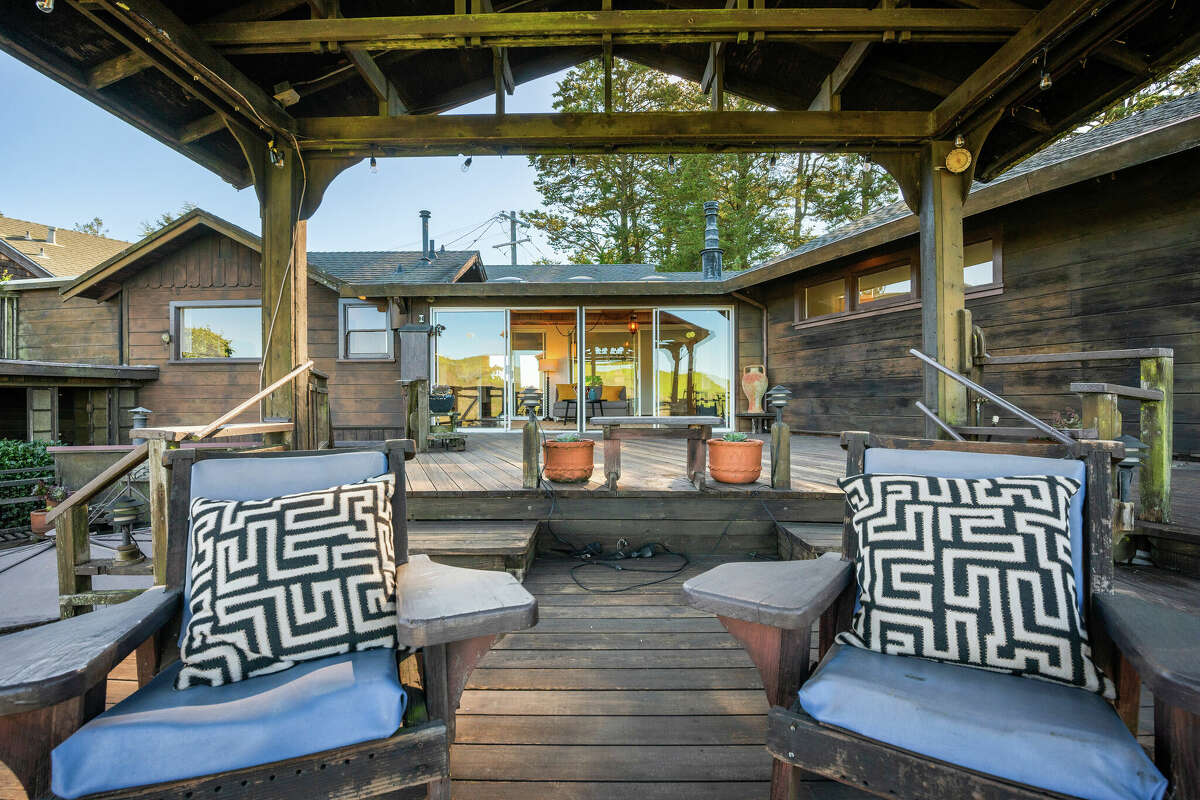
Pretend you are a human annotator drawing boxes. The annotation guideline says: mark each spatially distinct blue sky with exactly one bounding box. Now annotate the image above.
[0,51,569,263]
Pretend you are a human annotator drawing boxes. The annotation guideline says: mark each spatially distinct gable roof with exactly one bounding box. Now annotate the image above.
[308,250,482,285]
[0,215,129,279]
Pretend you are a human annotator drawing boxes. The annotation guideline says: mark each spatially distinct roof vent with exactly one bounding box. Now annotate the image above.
[493,276,525,283]
[24,230,32,240]
[568,275,594,281]
[37,247,47,258]
[46,226,56,244]
[640,275,668,281]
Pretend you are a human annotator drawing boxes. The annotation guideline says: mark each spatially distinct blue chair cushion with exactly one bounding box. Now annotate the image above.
[798,645,1166,800]
[181,450,390,641]
[864,447,1087,612]
[51,650,407,799]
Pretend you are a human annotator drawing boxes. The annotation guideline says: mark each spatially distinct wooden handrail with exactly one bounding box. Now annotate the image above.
[43,443,149,526]
[192,360,314,441]
[977,348,1173,366]
[1070,382,1165,402]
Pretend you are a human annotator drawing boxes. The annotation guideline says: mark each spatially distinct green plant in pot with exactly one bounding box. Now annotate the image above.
[585,374,603,402]
[30,481,68,536]
[542,432,595,483]
[707,431,763,485]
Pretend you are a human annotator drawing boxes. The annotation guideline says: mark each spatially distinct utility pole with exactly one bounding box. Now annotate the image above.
[494,210,530,265]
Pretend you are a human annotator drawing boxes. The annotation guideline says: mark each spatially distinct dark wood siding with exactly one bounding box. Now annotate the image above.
[124,233,262,428]
[16,288,120,364]
[755,147,1200,454]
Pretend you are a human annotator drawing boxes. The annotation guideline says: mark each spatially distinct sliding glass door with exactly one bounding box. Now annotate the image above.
[655,308,732,421]
[431,309,507,429]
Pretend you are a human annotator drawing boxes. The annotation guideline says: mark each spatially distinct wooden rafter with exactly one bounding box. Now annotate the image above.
[197,8,1034,54]
[308,0,408,116]
[296,110,931,156]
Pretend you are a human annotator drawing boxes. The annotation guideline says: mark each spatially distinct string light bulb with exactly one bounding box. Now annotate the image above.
[461,155,473,173]
[768,153,778,168]
[568,153,577,172]
[1039,49,1053,91]
[369,154,378,173]
[35,0,53,11]
[667,154,677,175]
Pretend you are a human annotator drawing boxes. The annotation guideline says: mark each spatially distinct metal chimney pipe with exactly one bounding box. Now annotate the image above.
[428,239,436,258]
[419,210,431,254]
[46,226,56,244]
[700,201,724,280]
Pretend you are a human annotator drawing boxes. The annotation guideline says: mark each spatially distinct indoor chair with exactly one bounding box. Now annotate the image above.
[0,440,537,800]
[684,432,1193,800]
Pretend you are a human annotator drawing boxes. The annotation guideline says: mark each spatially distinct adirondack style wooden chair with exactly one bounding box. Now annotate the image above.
[684,433,1196,800]
[0,441,537,800]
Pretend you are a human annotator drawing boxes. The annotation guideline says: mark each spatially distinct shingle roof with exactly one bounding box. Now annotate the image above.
[743,91,1200,278]
[0,215,129,277]
[484,264,702,283]
[307,250,480,284]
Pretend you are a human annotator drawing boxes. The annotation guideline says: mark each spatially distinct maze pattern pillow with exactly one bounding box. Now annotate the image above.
[177,476,397,689]
[837,473,1113,697]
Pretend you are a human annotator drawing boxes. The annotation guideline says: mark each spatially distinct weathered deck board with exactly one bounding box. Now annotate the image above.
[451,554,865,799]
[410,432,845,496]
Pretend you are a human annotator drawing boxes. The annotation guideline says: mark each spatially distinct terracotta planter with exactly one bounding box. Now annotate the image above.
[542,440,595,483]
[30,509,53,536]
[708,438,763,484]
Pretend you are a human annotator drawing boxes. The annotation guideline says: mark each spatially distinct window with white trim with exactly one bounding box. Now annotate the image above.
[340,299,392,360]
[172,301,261,361]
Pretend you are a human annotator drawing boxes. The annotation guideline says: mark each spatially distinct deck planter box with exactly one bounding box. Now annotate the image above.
[429,395,454,414]
[542,440,595,483]
[708,438,763,484]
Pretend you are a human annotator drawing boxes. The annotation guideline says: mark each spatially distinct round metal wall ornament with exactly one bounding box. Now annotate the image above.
[945,146,972,174]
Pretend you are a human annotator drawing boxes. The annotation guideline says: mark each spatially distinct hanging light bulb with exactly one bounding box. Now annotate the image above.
[667,154,677,175]
[768,152,777,168]
[35,0,53,11]
[568,152,577,172]
[369,154,378,174]
[461,155,473,173]
[1039,49,1053,91]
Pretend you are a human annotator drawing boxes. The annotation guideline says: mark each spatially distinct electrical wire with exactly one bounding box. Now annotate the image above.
[0,540,54,578]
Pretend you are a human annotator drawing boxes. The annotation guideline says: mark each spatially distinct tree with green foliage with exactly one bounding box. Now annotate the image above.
[72,217,108,237]
[524,59,899,270]
[138,202,198,238]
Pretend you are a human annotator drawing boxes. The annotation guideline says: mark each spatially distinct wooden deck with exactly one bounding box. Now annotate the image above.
[449,554,866,800]
[408,432,846,496]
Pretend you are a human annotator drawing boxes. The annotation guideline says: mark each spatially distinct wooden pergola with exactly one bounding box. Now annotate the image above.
[4,0,1199,442]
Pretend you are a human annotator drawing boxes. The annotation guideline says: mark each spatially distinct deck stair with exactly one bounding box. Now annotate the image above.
[777,522,843,558]
[407,521,538,581]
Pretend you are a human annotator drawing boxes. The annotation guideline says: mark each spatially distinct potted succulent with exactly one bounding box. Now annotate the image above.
[585,374,603,402]
[30,481,68,535]
[429,385,454,414]
[708,431,764,484]
[542,432,595,483]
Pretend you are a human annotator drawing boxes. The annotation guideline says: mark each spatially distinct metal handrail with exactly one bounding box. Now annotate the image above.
[914,401,965,441]
[908,348,1075,446]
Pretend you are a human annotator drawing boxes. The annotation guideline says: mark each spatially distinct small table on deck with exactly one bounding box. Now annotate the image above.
[735,412,775,434]
[589,416,722,491]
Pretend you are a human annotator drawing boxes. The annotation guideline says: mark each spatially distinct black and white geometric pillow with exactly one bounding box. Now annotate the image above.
[837,473,1114,698]
[176,476,398,689]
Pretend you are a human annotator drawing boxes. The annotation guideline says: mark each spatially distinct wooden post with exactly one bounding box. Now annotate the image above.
[770,420,791,489]
[1139,355,1173,523]
[147,438,169,584]
[259,144,308,449]
[919,141,967,436]
[1082,392,1130,561]
[422,642,452,800]
[603,424,621,490]
[522,417,539,489]
[55,503,91,618]
[688,424,711,490]
[415,379,430,453]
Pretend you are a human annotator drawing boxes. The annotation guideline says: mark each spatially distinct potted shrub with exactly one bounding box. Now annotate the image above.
[542,433,595,483]
[429,385,454,414]
[30,481,68,536]
[708,432,763,484]
[585,375,603,402]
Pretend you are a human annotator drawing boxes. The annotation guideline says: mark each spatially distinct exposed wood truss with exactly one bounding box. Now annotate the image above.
[296,110,931,156]
[198,8,1034,54]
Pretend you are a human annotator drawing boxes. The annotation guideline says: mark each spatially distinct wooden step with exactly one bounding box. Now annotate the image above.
[406,520,538,580]
[778,522,843,557]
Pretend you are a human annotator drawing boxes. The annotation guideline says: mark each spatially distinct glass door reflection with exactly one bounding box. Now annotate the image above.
[655,308,731,425]
[582,309,651,428]
[431,309,507,429]
[509,309,578,432]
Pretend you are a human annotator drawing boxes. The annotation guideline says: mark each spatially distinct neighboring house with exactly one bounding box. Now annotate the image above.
[8,93,1200,451]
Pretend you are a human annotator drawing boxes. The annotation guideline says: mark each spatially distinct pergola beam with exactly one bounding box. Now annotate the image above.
[296,110,931,155]
[198,8,1033,53]
[307,0,408,116]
